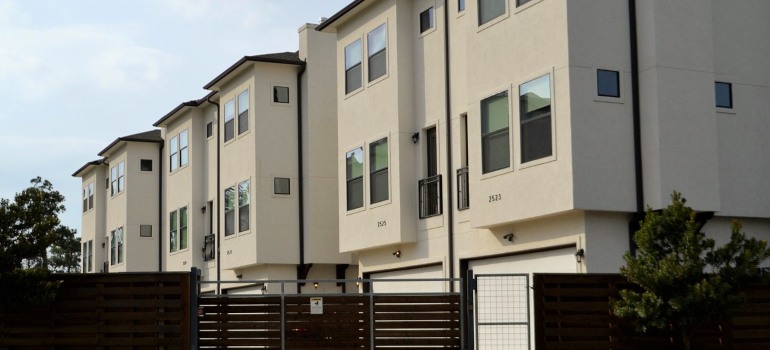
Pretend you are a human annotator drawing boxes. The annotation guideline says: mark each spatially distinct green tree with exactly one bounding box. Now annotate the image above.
[0,177,80,272]
[614,192,770,350]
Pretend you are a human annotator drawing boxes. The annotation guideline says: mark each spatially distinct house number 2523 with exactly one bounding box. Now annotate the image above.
[489,194,502,202]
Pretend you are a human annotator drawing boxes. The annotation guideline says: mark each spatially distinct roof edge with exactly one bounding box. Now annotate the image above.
[97,130,163,157]
[203,53,306,90]
[153,91,217,127]
[72,159,105,177]
[316,0,366,31]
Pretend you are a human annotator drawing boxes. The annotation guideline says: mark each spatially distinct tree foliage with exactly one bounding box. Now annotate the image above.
[613,192,770,350]
[0,177,80,309]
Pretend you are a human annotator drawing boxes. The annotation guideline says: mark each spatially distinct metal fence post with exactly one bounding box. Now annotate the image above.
[369,290,375,350]
[190,267,200,349]
[281,282,286,350]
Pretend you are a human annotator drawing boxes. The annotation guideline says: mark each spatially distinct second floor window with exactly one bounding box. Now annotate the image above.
[82,182,94,212]
[238,180,250,232]
[481,92,510,173]
[369,138,389,204]
[478,0,506,26]
[520,74,553,163]
[224,186,235,236]
[346,148,364,210]
[111,227,123,265]
[368,24,387,82]
[110,161,125,196]
[345,39,362,94]
[169,207,188,253]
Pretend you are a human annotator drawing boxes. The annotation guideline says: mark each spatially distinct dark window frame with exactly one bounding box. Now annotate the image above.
[715,81,733,109]
[273,86,290,103]
[420,7,435,34]
[274,177,291,195]
[597,69,620,98]
[140,159,153,172]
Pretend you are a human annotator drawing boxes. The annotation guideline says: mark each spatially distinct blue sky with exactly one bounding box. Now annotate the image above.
[0,0,350,234]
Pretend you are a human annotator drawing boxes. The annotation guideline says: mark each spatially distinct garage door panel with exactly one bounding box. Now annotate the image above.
[370,265,445,293]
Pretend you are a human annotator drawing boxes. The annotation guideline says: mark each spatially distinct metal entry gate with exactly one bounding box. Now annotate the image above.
[196,278,463,349]
[471,274,530,350]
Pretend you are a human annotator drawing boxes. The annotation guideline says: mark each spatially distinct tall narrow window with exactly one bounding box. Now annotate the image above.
[111,161,125,195]
[87,240,93,272]
[224,99,235,142]
[459,0,466,12]
[369,138,389,204]
[345,39,362,94]
[117,162,124,193]
[88,183,94,209]
[82,187,88,213]
[179,207,188,250]
[368,24,387,82]
[238,180,250,232]
[179,130,189,167]
[116,227,124,264]
[426,127,438,177]
[224,186,235,236]
[169,210,177,252]
[110,230,116,265]
[82,242,87,272]
[170,135,179,171]
[715,82,732,108]
[481,92,510,173]
[206,122,213,139]
[478,0,506,26]
[346,148,364,210]
[520,74,553,163]
[237,90,249,135]
[458,115,469,210]
[420,7,434,34]
[420,127,442,218]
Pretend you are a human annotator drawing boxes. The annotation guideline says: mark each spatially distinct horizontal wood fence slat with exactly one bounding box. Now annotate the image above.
[534,273,770,350]
[0,272,191,350]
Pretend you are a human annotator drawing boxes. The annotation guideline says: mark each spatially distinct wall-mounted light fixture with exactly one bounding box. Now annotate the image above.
[503,233,514,242]
[575,248,585,263]
[236,274,243,279]
[201,206,206,214]
[356,277,361,287]
[261,285,267,294]
[411,132,420,144]
[313,282,319,289]
[393,250,401,258]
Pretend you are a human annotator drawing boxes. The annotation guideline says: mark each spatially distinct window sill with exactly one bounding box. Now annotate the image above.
[366,72,389,90]
[716,107,736,115]
[344,86,364,100]
[519,154,557,170]
[169,164,190,176]
[369,198,392,210]
[477,11,510,33]
[480,166,513,181]
[594,95,624,104]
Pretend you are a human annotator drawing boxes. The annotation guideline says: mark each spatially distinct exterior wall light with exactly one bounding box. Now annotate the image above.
[412,132,420,143]
[313,282,319,289]
[575,248,585,263]
[503,233,514,242]
[393,250,401,258]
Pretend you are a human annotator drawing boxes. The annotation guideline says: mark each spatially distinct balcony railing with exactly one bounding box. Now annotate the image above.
[419,174,443,219]
[202,234,215,261]
[457,167,469,210]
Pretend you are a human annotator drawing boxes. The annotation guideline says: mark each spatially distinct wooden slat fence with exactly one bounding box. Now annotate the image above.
[533,273,770,350]
[198,293,461,349]
[0,273,191,349]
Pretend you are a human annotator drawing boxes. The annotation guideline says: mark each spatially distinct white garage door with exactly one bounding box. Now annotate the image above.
[369,265,445,293]
[224,284,265,295]
[468,247,577,350]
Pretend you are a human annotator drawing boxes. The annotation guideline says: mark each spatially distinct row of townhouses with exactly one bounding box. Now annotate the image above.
[75,0,769,307]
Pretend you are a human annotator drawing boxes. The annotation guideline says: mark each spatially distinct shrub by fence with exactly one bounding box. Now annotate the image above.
[533,273,770,350]
[0,273,191,349]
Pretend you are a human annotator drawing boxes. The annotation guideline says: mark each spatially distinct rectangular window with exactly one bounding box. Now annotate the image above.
[111,161,124,196]
[238,180,250,232]
[87,240,93,272]
[169,210,177,252]
[224,99,235,142]
[110,230,116,265]
[82,242,87,272]
[82,188,87,213]
[420,7,434,34]
[116,227,123,264]
[170,135,179,171]
[206,122,213,139]
[368,24,387,82]
[237,90,249,135]
[597,69,620,97]
[140,159,153,171]
[83,183,94,212]
[345,39,362,94]
[346,148,364,210]
[520,74,553,163]
[426,127,438,177]
[179,130,189,167]
[140,224,152,238]
[369,138,389,204]
[274,86,290,103]
[715,82,732,108]
[516,0,532,7]
[179,207,188,250]
[459,0,466,12]
[274,177,290,195]
[224,186,235,236]
[481,92,510,173]
[478,0,506,26]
